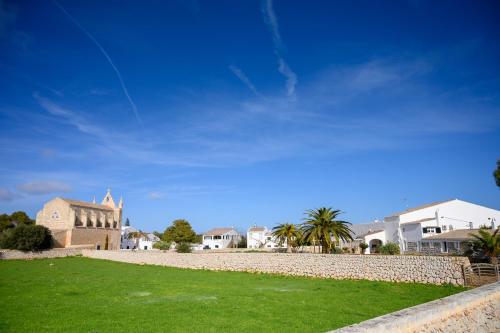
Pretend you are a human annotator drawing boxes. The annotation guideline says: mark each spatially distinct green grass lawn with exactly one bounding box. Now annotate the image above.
[0,257,465,333]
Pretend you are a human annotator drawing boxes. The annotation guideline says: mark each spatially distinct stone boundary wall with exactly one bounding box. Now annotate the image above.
[82,251,469,285]
[0,247,87,260]
[330,281,500,333]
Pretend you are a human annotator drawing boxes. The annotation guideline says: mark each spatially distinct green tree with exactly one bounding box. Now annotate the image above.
[272,223,299,253]
[494,160,500,188]
[162,219,197,244]
[470,228,500,264]
[302,207,353,254]
[0,211,34,232]
[9,211,34,225]
[125,218,130,226]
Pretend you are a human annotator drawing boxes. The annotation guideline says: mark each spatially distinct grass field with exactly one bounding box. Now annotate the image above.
[0,257,465,332]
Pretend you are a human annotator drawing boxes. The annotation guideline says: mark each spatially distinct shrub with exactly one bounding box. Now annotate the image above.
[359,242,368,254]
[153,241,171,250]
[330,247,342,254]
[379,242,400,255]
[175,242,192,253]
[0,224,53,251]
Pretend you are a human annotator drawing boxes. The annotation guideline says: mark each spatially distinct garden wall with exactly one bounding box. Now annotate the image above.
[330,281,500,333]
[82,251,469,286]
[0,247,87,259]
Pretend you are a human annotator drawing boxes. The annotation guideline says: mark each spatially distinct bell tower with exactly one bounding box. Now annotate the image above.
[101,188,116,208]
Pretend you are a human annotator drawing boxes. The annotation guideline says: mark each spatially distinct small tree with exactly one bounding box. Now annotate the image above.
[379,242,400,255]
[104,235,109,250]
[359,242,368,254]
[162,219,197,244]
[176,242,192,253]
[237,236,247,248]
[125,218,130,227]
[470,228,499,264]
[272,223,299,253]
[494,160,500,188]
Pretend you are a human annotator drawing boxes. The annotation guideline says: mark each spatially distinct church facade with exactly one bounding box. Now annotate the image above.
[36,189,122,250]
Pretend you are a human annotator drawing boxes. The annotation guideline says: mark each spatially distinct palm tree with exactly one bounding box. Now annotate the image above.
[272,223,299,253]
[302,207,353,254]
[470,228,500,264]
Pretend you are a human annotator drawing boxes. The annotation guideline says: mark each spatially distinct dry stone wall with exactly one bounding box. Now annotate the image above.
[0,247,86,259]
[82,251,469,286]
[330,281,500,333]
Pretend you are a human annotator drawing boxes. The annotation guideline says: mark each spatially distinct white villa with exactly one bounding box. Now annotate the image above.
[247,226,284,249]
[202,227,241,249]
[350,199,499,254]
[120,226,160,250]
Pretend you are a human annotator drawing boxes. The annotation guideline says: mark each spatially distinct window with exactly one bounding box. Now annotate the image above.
[96,245,101,250]
[422,227,441,234]
[51,211,59,220]
[215,245,219,249]
[144,246,148,250]
[442,225,447,231]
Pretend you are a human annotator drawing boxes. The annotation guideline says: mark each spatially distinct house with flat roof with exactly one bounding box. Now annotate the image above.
[202,227,241,249]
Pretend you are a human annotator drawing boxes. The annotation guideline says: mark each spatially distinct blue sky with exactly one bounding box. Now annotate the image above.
[0,0,499,233]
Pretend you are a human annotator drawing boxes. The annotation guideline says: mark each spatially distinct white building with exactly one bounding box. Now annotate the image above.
[247,226,283,249]
[120,226,160,250]
[350,199,499,254]
[202,227,241,249]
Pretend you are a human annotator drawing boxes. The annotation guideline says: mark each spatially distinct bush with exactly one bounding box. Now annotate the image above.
[0,224,53,251]
[359,242,368,254]
[153,241,171,250]
[379,242,400,255]
[330,246,342,254]
[175,242,192,253]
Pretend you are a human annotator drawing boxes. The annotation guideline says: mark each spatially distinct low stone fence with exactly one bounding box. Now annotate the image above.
[330,281,500,333]
[82,251,469,285]
[0,247,86,260]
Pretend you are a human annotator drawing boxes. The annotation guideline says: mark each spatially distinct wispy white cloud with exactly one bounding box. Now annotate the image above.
[26,57,500,170]
[229,65,263,98]
[262,0,297,99]
[17,180,71,195]
[148,191,164,200]
[52,0,141,124]
[0,187,15,201]
[277,58,297,100]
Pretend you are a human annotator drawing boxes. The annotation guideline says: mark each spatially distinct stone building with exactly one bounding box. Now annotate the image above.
[36,189,122,250]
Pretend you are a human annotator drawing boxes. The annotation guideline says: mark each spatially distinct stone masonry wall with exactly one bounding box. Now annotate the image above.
[82,251,469,286]
[0,247,87,260]
[330,281,500,333]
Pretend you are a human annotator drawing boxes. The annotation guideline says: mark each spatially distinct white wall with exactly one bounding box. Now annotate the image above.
[203,230,241,249]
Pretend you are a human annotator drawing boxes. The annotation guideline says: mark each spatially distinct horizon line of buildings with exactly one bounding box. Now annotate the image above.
[33,191,500,255]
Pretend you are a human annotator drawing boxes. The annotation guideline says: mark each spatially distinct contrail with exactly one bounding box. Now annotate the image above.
[229,65,263,98]
[52,0,141,123]
[262,0,297,99]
